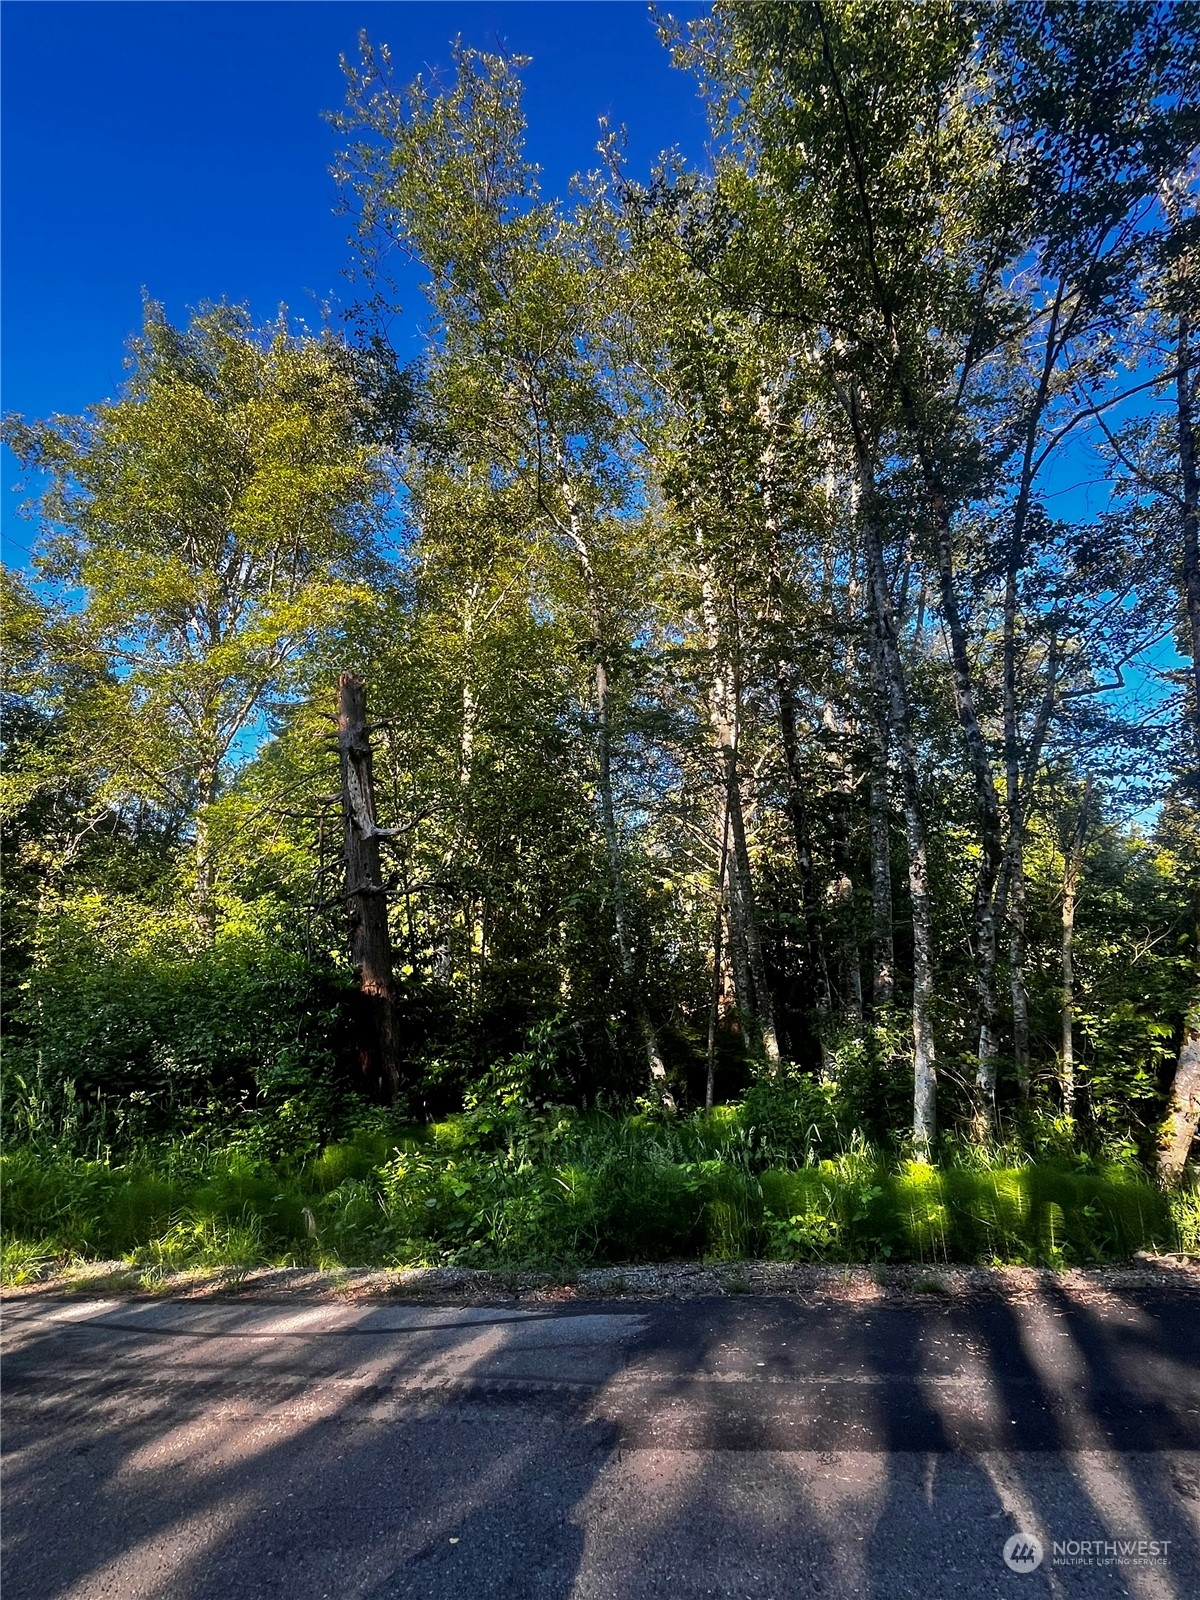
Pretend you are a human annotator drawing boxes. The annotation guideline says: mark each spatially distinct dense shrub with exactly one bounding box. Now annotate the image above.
[2,904,355,1154]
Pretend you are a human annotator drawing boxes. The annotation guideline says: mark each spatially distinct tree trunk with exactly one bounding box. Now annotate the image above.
[815,27,990,1135]
[722,734,780,1065]
[763,389,831,1017]
[556,461,674,1110]
[996,285,1069,1115]
[721,813,756,1045]
[823,700,863,1022]
[337,672,401,1102]
[1161,225,1200,1184]
[706,800,732,1112]
[1009,856,1031,1099]
[435,590,479,986]
[920,466,1003,1127]
[700,551,781,1066]
[593,645,676,1109]
[846,418,936,1150]
[1059,778,1091,1122]
[1160,1015,1200,1186]
[193,763,220,939]
[778,664,832,1015]
[867,621,895,1009]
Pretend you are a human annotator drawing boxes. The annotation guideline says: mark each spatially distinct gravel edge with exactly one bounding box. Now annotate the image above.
[4,1254,1199,1306]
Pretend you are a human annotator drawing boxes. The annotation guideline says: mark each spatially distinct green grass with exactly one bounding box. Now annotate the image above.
[1,1109,1193,1284]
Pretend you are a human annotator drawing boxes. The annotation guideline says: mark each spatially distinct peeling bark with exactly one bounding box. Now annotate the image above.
[337,672,401,1102]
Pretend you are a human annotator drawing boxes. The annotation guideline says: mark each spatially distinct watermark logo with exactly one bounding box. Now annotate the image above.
[1003,1533,1045,1573]
[1052,1539,1170,1570]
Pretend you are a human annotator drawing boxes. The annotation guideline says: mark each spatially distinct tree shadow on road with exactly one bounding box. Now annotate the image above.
[2,1288,1198,1600]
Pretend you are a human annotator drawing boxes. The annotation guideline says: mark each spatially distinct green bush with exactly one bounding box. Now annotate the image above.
[734,1068,842,1163]
[3,906,355,1155]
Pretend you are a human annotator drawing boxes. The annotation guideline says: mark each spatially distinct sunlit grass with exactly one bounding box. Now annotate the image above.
[0,1111,1189,1284]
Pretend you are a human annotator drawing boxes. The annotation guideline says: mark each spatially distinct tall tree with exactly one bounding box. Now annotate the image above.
[4,302,386,930]
[334,41,676,1103]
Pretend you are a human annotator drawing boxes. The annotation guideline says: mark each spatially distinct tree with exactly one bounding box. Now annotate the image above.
[657,0,1199,1142]
[4,302,387,930]
[334,40,677,1104]
[1158,170,1200,1181]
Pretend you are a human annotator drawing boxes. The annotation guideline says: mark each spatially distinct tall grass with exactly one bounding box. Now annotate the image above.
[2,1105,1192,1283]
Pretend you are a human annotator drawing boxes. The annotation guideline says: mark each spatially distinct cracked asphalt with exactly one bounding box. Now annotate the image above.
[2,1288,1198,1599]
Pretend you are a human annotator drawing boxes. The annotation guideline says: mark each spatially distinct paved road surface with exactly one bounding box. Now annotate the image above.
[2,1288,1198,1599]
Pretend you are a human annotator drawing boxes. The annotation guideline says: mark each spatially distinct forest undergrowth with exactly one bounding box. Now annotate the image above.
[4,1095,1196,1287]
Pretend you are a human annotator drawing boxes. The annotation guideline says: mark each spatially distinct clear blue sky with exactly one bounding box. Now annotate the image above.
[1,0,708,558]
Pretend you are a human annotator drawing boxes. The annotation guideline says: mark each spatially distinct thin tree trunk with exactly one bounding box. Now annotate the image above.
[193,762,220,938]
[778,670,832,1014]
[1006,643,1060,1103]
[1060,776,1091,1122]
[721,735,780,1065]
[1162,208,1200,1184]
[594,644,676,1110]
[823,700,863,1022]
[762,386,831,1016]
[435,590,480,986]
[909,443,1005,1125]
[700,550,781,1066]
[867,620,895,1009]
[556,464,674,1109]
[815,19,987,1136]
[996,285,1069,1115]
[706,799,732,1112]
[842,406,936,1149]
[867,557,936,1151]
[337,672,401,1102]
[724,845,756,1044]
[849,289,1002,1120]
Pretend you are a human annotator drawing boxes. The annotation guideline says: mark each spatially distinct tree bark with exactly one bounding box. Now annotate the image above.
[1160,1016,1200,1186]
[1002,641,1060,1106]
[337,673,401,1102]
[762,387,831,1017]
[814,9,989,1133]
[908,439,1003,1126]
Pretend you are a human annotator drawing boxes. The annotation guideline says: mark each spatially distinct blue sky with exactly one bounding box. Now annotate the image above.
[1,0,707,558]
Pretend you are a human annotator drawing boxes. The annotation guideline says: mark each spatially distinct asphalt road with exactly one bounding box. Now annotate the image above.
[2,1287,1198,1600]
